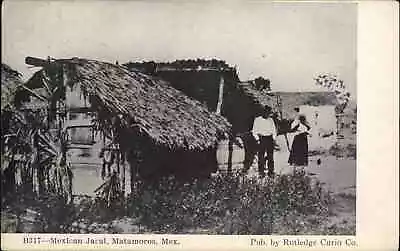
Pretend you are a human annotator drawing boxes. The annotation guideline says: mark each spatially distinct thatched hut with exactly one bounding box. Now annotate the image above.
[20,57,231,191]
[1,63,23,160]
[273,91,338,118]
[1,64,23,111]
[124,61,282,172]
[236,82,340,135]
[1,64,24,145]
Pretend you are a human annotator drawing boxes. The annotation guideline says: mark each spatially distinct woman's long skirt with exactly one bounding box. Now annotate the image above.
[288,133,309,166]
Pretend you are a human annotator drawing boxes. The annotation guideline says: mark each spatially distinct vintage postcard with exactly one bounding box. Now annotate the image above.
[1,0,398,250]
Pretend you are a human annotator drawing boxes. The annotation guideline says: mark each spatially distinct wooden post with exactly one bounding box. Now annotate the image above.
[335,113,345,158]
[116,148,120,176]
[121,153,126,197]
[130,159,139,195]
[227,137,233,175]
[25,56,51,67]
[336,114,343,138]
[216,76,225,115]
[130,162,135,195]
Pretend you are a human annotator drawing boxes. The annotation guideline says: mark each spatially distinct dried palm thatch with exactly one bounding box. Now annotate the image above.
[1,64,23,110]
[237,81,279,115]
[25,57,231,151]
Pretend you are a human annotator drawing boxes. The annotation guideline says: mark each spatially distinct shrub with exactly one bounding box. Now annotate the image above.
[1,191,75,233]
[329,142,356,159]
[126,169,334,234]
[346,144,356,159]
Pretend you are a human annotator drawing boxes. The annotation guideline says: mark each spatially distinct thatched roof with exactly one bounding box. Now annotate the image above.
[237,81,279,114]
[236,82,340,120]
[1,64,23,110]
[124,59,234,74]
[24,57,231,151]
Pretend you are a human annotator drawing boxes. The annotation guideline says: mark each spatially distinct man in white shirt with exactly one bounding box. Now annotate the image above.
[252,106,277,178]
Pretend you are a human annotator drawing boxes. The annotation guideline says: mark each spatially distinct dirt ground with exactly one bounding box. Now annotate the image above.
[217,132,356,195]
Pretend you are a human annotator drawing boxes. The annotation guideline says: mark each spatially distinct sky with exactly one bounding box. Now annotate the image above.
[2,1,357,98]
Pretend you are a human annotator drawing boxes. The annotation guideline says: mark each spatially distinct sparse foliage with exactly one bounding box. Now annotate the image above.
[253,77,271,92]
[124,170,340,234]
[314,73,351,113]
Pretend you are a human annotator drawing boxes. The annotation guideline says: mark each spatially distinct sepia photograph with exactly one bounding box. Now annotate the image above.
[1,0,362,239]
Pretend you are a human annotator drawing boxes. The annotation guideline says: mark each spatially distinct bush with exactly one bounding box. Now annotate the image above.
[126,169,335,234]
[329,143,356,159]
[1,191,75,233]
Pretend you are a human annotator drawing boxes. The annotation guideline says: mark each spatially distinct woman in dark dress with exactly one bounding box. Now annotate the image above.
[288,114,311,166]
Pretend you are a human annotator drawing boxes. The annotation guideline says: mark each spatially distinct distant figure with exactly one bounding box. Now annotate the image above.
[314,111,319,126]
[288,108,311,166]
[252,106,277,178]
